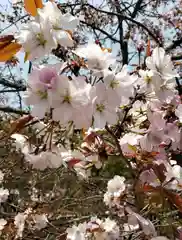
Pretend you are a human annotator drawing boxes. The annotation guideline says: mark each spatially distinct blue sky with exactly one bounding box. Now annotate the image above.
[0,0,178,75]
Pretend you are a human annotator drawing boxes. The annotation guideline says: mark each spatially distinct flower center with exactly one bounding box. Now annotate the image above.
[36,33,47,47]
[144,75,152,84]
[63,94,71,104]
[109,79,119,89]
[96,104,105,112]
[37,90,48,99]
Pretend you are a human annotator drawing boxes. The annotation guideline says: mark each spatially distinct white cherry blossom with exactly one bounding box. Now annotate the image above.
[0,188,9,204]
[146,47,178,80]
[38,1,79,47]
[32,214,48,230]
[119,133,142,156]
[75,43,114,77]
[66,223,87,240]
[93,83,118,128]
[104,175,126,207]
[16,18,57,60]
[51,76,95,128]
[0,219,7,231]
[104,65,138,106]
[24,66,59,118]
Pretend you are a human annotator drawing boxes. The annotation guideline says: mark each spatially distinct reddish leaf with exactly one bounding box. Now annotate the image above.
[0,42,21,62]
[10,115,33,134]
[0,35,14,50]
[24,0,43,16]
[67,158,82,168]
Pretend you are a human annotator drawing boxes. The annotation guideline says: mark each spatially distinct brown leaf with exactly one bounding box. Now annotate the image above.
[0,42,21,62]
[0,35,15,50]
[10,115,33,134]
[24,0,43,16]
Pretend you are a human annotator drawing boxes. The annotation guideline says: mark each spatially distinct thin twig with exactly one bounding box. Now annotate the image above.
[105,124,135,178]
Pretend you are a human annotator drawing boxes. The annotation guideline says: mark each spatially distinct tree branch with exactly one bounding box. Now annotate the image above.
[166,37,182,52]
[81,3,161,45]
[0,78,26,91]
[172,54,182,61]
[131,0,143,18]
[0,105,28,115]
[105,124,135,178]
[113,0,128,65]
[0,89,25,93]
[80,20,120,43]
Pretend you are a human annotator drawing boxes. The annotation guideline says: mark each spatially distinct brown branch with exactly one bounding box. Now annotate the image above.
[80,20,120,43]
[0,78,26,91]
[166,37,182,52]
[113,0,128,65]
[81,3,162,45]
[0,105,28,115]
[131,0,144,18]
[0,89,25,93]
[0,15,29,34]
[171,54,182,61]
[59,2,161,45]
[105,124,135,178]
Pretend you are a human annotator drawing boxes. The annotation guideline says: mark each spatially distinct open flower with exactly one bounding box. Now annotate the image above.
[0,188,9,204]
[75,43,114,77]
[104,65,138,106]
[88,217,119,240]
[24,65,59,118]
[104,175,126,207]
[66,223,87,240]
[25,148,63,170]
[16,18,57,60]
[93,83,118,128]
[119,133,142,157]
[38,1,79,47]
[0,219,7,231]
[146,47,178,80]
[51,76,95,128]
[32,214,48,230]
[145,47,178,103]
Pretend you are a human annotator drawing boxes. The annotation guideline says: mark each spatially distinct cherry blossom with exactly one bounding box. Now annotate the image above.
[31,214,48,230]
[16,19,57,60]
[66,223,87,240]
[24,65,59,118]
[38,1,79,47]
[93,83,118,128]
[0,188,9,204]
[0,219,7,231]
[51,76,95,128]
[104,175,126,207]
[75,43,114,77]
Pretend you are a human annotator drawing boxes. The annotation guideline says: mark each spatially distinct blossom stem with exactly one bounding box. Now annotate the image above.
[105,124,136,178]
